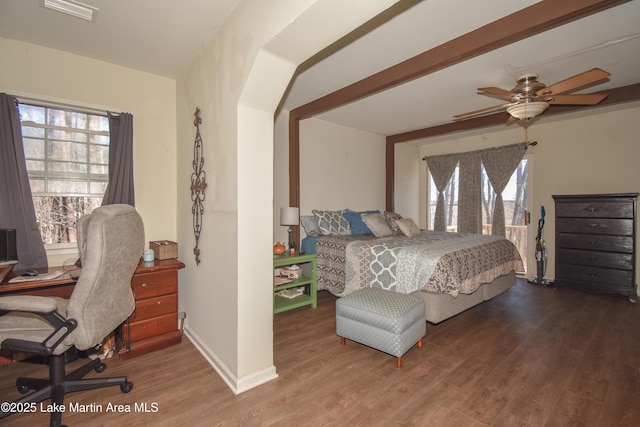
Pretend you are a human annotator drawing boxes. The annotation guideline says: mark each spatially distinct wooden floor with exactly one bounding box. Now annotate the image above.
[1,280,639,426]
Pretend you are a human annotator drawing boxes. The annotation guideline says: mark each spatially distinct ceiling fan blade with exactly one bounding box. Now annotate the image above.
[477,86,513,101]
[453,103,509,119]
[545,93,608,105]
[539,68,610,96]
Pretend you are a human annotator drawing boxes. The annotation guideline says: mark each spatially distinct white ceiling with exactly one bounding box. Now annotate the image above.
[2,0,639,141]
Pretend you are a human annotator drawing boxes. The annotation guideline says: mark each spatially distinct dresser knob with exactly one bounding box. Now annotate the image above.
[141,283,147,288]
[587,257,599,262]
[588,273,600,278]
[586,224,600,229]
[586,207,601,212]
[587,241,599,245]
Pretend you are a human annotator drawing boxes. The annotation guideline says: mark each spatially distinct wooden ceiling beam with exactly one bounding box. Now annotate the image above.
[386,83,640,144]
[290,0,631,120]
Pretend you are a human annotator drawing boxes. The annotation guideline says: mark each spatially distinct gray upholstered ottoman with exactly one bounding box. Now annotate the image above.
[336,288,426,367]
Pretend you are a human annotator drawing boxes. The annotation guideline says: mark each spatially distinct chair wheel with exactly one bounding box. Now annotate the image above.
[94,363,107,373]
[17,385,30,394]
[120,382,133,393]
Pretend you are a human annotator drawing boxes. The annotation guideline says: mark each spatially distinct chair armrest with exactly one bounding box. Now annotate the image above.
[0,295,58,313]
[0,296,77,356]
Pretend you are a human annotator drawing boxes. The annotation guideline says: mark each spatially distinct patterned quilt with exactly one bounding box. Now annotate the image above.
[316,231,524,298]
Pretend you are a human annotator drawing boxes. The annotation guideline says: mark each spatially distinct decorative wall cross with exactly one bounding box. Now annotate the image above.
[191,107,207,265]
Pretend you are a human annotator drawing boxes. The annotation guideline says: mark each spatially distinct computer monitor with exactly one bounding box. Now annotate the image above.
[0,229,17,262]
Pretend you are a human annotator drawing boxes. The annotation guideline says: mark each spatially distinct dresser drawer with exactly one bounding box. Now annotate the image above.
[556,200,634,219]
[556,218,633,236]
[131,270,177,299]
[131,293,178,322]
[556,233,634,253]
[556,263,633,287]
[556,248,633,270]
[124,313,178,342]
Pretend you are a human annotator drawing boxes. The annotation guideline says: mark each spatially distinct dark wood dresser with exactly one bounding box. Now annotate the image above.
[553,193,638,302]
[118,258,185,359]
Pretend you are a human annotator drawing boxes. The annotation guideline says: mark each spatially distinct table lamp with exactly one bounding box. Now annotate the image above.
[280,207,299,251]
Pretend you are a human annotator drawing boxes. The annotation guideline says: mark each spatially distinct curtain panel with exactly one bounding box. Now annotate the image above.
[482,143,527,237]
[425,153,459,232]
[0,93,48,270]
[425,142,527,236]
[102,112,135,206]
[457,151,482,233]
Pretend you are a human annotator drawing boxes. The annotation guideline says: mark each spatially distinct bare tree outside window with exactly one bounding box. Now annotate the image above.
[19,103,109,244]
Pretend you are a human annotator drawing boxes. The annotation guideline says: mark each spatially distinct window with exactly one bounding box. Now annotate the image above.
[427,157,530,273]
[19,103,109,244]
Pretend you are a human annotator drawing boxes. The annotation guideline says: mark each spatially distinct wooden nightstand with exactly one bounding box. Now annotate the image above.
[273,252,317,314]
[118,258,185,359]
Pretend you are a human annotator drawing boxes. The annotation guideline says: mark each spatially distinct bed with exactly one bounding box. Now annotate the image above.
[302,229,523,324]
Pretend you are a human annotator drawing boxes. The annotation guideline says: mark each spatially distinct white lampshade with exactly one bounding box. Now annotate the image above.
[280,207,299,226]
[506,101,549,120]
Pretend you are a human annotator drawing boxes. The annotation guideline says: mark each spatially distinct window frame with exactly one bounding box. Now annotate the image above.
[18,100,110,250]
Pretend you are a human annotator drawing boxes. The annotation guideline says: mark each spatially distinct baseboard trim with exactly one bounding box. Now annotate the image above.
[183,326,278,395]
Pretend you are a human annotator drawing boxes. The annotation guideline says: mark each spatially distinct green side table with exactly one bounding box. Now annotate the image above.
[273,252,317,314]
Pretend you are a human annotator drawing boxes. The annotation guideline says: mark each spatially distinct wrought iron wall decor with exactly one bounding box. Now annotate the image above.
[190,107,207,265]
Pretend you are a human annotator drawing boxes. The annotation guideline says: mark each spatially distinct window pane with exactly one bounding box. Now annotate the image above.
[20,105,45,124]
[90,181,107,194]
[48,161,87,174]
[49,140,87,162]
[89,144,109,164]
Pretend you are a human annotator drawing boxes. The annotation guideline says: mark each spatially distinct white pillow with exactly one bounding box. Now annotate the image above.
[361,213,392,237]
[396,218,421,237]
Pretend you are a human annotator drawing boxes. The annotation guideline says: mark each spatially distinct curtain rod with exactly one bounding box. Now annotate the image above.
[15,95,111,117]
[421,141,533,162]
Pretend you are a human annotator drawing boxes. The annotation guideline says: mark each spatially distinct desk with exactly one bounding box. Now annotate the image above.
[0,265,77,298]
[1,259,185,363]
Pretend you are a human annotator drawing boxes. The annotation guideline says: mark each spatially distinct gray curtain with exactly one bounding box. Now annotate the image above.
[457,151,482,233]
[482,143,527,237]
[425,153,458,231]
[0,93,48,270]
[102,112,135,206]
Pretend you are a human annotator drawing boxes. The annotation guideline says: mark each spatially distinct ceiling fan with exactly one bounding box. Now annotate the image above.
[453,68,610,122]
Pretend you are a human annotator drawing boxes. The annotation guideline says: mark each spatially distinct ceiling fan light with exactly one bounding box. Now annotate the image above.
[42,0,98,22]
[506,101,549,120]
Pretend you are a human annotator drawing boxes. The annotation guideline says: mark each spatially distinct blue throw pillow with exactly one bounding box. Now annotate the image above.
[342,210,380,235]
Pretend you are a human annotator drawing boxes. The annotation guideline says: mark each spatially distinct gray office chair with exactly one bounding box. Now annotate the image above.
[0,204,144,427]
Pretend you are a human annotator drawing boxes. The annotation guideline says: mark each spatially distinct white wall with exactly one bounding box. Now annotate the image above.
[177,0,397,394]
[416,104,640,279]
[394,142,421,224]
[273,114,387,241]
[0,37,178,265]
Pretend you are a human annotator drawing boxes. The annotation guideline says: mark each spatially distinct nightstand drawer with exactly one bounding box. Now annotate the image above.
[131,270,177,299]
[131,293,178,322]
[125,313,178,342]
